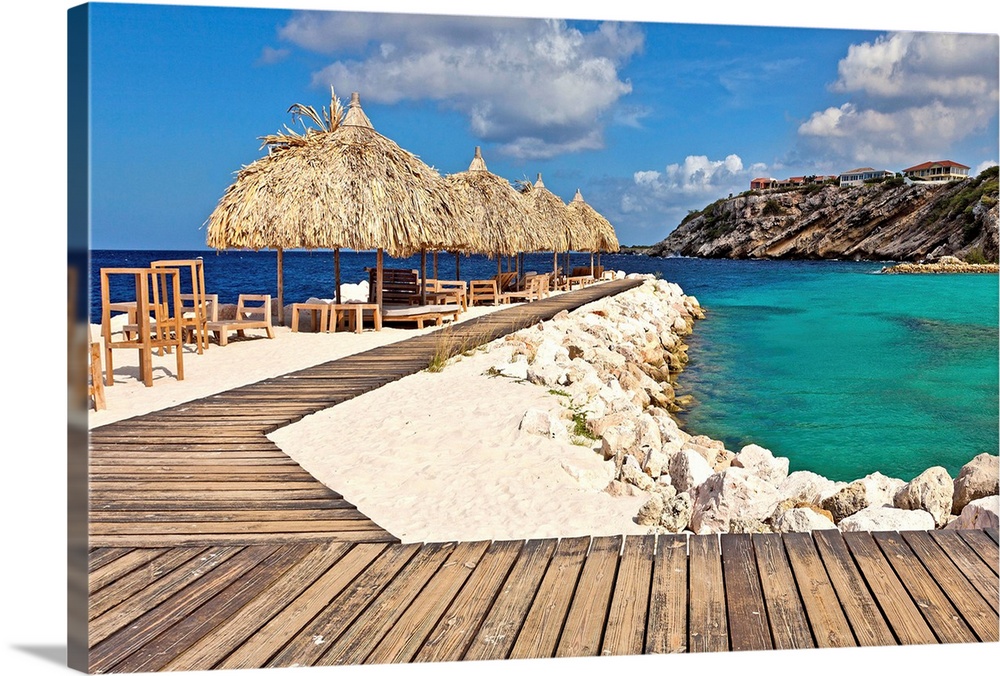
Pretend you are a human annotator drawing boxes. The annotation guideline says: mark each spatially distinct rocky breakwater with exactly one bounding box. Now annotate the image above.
[500,276,999,535]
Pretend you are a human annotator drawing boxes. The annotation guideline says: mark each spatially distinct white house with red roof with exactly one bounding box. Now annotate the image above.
[901,160,970,183]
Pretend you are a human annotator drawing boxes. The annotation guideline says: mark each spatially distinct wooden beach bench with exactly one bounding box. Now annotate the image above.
[206,294,274,347]
[381,303,461,329]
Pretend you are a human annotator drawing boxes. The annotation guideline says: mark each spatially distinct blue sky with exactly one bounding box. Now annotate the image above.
[81,1,999,249]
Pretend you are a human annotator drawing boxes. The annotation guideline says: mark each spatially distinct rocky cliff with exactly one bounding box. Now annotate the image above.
[648,168,999,262]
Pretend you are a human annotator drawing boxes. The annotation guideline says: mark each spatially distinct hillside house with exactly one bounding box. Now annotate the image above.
[901,160,970,183]
[839,168,893,187]
[750,177,776,190]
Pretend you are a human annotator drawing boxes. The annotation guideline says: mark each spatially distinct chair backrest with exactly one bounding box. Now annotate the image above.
[571,266,597,277]
[236,294,272,324]
[496,271,519,292]
[368,268,420,304]
[180,292,218,321]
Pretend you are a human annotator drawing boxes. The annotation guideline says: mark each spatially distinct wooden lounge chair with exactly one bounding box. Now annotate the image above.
[367,267,421,305]
[381,303,461,329]
[469,272,518,306]
[206,294,274,347]
[503,273,550,303]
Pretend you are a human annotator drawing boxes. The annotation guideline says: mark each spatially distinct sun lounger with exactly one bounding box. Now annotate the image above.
[381,303,461,329]
[206,294,274,347]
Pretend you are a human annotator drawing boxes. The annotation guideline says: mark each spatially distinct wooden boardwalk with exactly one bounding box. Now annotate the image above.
[86,280,1000,671]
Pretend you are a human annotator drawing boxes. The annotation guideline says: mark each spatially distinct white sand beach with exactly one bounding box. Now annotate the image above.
[87,290,651,542]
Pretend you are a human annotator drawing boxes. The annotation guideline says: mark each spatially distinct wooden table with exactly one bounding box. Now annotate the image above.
[330,303,382,333]
[291,302,332,333]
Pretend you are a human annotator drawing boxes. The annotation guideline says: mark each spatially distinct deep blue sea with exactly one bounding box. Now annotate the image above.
[87,249,999,482]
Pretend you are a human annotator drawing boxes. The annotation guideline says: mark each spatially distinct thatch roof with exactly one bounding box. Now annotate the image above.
[445,147,551,257]
[517,173,583,252]
[205,91,469,257]
[567,189,621,253]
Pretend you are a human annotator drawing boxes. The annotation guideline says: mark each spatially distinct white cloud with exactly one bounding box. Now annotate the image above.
[278,11,643,159]
[798,31,999,166]
[975,160,999,176]
[612,153,758,226]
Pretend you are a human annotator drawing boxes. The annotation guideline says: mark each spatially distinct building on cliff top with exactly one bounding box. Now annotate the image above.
[901,160,970,183]
[839,167,893,187]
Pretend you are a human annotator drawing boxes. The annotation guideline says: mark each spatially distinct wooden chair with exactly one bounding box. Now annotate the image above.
[100,267,185,388]
[206,294,274,347]
[504,273,550,303]
[88,340,105,410]
[152,258,210,354]
[424,279,468,311]
[469,272,518,306]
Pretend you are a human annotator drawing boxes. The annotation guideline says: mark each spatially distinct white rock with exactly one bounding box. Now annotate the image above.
[953,453,999,514]
[689,468,782,534]
[732,444,789,485]
[779,471,844,504]
[893,466,953,528]
[668,449,713,493]
[838,506,935,532]
[518,408,567,441]
[773,507,837,533]
[945,496,1000,530]
[858,471,906,507]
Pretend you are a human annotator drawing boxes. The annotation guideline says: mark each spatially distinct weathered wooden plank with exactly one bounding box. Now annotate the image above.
[89,488,339,501]
[841,531,937,645]
[554,535,621,658]
[751,533,813,650]
[86,547,134,573]
[415,540,524,664]
[91,519,385,536]
[958,529,1000,574]
[313,542,457,667]
[507,536,590,660]
[88,508,370,523]
[89,530,398,548]
[646,534,687,654]
[88,498,353,512]
[463,538,558,661]
[602,534,655,656]
[900,530,998,642]
[365,540,492,664]
[688,534,728,652]
[928,530,1000,612]
[872,531,977,644]
[110,544,313,673]
[89,545,277,672]
[720,533,772,651]
[164,541,354,672]
[88,547,171,594]
[88,547,211,621]
[782,531,855,649]
[217,542,391,670]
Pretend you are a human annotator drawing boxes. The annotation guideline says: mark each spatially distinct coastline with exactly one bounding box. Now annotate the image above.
[87,274,998,541]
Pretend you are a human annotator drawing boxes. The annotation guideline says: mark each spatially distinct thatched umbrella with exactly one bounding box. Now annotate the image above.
[517,173,582,280]
[445,147,549,281]
[567,188,620,274]
[205,89,468,319]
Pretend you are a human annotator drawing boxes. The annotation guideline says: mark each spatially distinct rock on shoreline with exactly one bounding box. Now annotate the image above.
[485,275,999,535]
[880,255,999,274]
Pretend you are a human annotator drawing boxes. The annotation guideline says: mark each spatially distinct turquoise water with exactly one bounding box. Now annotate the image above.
[89,251,997,482]
[662,261,999,482]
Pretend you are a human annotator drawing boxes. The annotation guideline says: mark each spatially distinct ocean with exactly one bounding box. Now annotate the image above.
[87,249,999,482]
